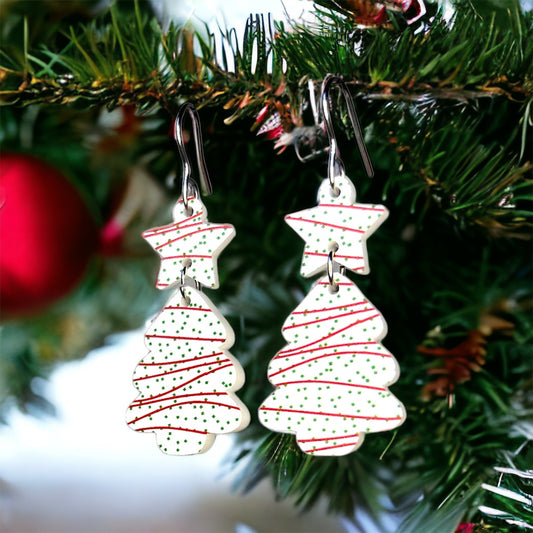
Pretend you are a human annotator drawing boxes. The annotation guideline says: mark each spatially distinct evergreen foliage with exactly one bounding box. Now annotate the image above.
[0,1,531,531]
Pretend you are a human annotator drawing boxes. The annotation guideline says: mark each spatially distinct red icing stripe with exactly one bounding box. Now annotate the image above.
[286,216,365,234]
[133,357,231,382]
[303,441,361,453]
[283,307,374,330]
[161,254,213,260]
[275,380,386,392]
[140,363,234,402]
[304,251,364,260]
[318,203,385,212]
[155,224,232,250]
[269,350,392,366]
[140,352,224,367]
[129,399,241,425]
[275,350,390,364]
[146,334,225,342]
[176,196,197,204]
[298,433,359,443]
[131,391,229,408]
[317,281,356,286]
[163,306,213,312]
[131,425,208,435]
[153,221,204,248]
[292,301,368,315]
[260,406,402,421]
[269,348,385,378]
[273,314,381,364]
[280,341,378,357]
[143,212,203,237]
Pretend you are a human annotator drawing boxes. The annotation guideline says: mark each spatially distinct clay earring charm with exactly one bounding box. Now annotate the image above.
[127,103,249,455]
[258,75,406,456]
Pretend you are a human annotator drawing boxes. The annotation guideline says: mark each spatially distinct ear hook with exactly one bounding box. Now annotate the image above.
[174,102,213,212]
[321,75,374,192]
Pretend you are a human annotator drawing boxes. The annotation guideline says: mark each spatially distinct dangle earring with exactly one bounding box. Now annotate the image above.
[127,103,249,455]
[258,75,406,456]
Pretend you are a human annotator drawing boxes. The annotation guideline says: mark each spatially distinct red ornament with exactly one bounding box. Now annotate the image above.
[0,152,99,317]
[456,524,475,533]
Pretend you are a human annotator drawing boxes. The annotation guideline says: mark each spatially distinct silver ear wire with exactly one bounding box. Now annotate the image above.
[174,102,213,212]
[321,74,374,192]
[292,79,328,163]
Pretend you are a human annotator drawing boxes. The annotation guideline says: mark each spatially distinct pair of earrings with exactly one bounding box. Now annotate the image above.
[126,75,406,457]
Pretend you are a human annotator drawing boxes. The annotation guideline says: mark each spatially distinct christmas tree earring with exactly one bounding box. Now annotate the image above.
[127,103,250,455]
[258,75,406,456]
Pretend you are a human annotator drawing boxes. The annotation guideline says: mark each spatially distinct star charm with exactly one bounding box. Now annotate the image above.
[285,175,388,277]
[142,197,235,289]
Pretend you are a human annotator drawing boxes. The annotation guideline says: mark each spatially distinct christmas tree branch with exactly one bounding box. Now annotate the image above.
[2,2,530,235]
[381,108,533,236]
[0,2,531,110]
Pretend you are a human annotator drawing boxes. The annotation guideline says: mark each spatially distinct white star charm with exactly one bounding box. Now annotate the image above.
[142,197,235,289]
[285,174,388,277]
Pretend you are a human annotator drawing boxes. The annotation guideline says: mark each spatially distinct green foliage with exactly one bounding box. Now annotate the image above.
[373,99,533,236]
[1,1,532,106]
[277,3,533,88]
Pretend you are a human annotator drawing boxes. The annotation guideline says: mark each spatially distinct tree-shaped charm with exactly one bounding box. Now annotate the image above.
[259,273,405,456]
[127,285,249,455]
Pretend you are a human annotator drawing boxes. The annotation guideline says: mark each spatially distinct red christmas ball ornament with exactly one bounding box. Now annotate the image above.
[0,152,99,317]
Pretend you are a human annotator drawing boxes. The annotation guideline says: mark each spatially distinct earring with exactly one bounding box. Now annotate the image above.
[258,75,406,456]
[127,103,249,455]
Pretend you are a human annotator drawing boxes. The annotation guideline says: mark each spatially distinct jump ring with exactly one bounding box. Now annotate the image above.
[179,265,191,306]
[327,250,339,293]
